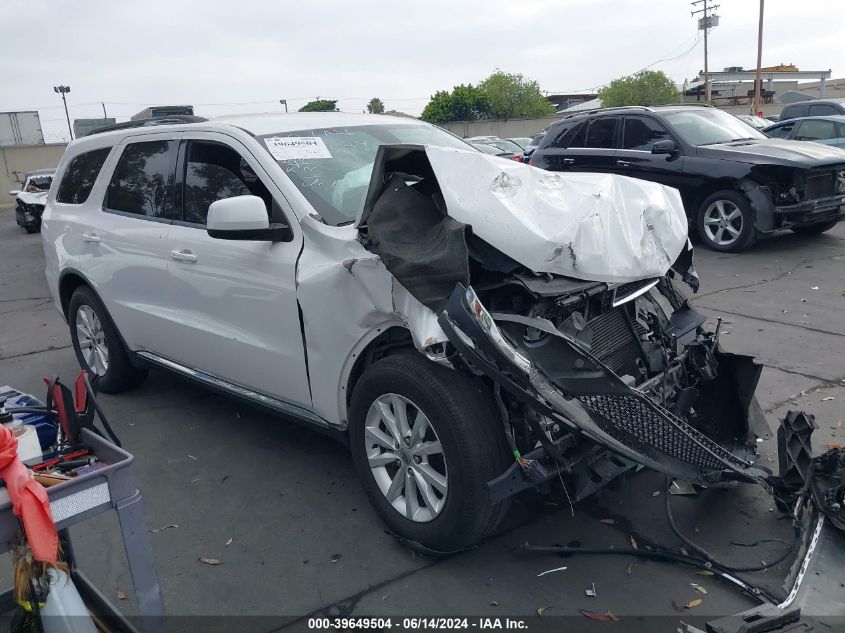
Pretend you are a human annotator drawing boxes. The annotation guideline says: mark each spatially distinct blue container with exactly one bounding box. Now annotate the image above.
[0,386,59,450]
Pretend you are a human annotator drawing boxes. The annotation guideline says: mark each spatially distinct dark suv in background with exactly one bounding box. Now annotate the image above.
[780,98,845,120]
[530,105,845,251]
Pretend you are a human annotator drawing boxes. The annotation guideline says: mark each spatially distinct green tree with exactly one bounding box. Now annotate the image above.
[477,70,555,120]
[420,90,455,123]
[450,84,489,121]
[598,70,679,107]
[367,97,385,114]
[299,99,338,112]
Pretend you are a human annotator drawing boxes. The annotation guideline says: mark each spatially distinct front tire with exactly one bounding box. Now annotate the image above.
[791,219,839,236]
[696,190,757,252]
[349,352,510,551]
[68,286,148,393]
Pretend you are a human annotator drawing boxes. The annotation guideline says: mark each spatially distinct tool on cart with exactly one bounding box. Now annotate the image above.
[1,370,121,633]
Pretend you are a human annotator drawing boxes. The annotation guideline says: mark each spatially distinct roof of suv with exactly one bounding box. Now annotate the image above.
[94,112,425,139]
[554,103,712,124]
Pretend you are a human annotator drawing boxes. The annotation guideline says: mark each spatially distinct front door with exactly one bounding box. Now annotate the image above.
[615,116,687,190]
[158,133,311,408]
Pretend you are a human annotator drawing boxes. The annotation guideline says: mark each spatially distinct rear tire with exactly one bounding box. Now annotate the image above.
[696,190,757,252]
[791,220,839,235]
[68,286,148,393]
[349,352,510,551]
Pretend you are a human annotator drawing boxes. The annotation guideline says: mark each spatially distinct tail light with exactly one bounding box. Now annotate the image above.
[509,154,522,162]
[528,157,536,166]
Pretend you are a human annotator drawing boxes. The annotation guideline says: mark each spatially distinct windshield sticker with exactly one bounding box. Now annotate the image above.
[264,136,332,161]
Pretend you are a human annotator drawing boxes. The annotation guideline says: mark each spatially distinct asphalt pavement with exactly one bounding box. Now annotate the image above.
[1,206,843,631]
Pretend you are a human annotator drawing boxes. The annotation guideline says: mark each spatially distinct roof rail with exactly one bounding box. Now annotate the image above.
[665,102,713,108]
[561,105,654,119]
[85,115,208,137]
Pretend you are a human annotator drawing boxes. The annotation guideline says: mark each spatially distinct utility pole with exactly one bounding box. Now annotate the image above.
[691,0,720,103]
[754,0,765,116]
[53,85,73,140]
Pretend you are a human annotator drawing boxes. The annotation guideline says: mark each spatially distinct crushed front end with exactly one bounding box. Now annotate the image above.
[437,272,772,502]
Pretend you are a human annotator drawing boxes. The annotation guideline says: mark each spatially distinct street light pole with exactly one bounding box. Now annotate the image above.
[53,85,73,140]
[279,99,288,112]
[754,0,765,116]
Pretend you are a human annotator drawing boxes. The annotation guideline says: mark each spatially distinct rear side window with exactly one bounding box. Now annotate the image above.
[808,104,841,116]
[622,117,672,150]
[548,121,584,148]
[584,118,617,149]
[795,119,837,141]
[105,140,178,220]
[56,148,111,204]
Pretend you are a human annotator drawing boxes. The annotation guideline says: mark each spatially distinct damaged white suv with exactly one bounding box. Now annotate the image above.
[41,113,771,551]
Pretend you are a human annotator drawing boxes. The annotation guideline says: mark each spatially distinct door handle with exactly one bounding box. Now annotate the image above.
[170,249,198,263]
[81,233,101,243]
[616,160,631,167]
[562,158,575,165]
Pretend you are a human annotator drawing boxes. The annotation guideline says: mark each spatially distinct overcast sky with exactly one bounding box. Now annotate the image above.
[1,0,840,142]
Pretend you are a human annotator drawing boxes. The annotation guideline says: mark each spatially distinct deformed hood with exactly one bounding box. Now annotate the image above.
[697,137,845,168]
[17,191,48,206]
[358,145,689,284]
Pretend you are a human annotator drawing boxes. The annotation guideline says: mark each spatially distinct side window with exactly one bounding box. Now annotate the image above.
[549,121,585,149]
[56,148,111,204]
[105,141,178,220]
[622,117,672,150]
[182,141,275,226]
[808,104,840,116]
[766,122,795,139]
[584,118,617,149]
[795,120,837,141]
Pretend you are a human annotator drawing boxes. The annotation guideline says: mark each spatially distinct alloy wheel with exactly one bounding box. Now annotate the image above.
[703,199,744,247]
[364,393,447,522]
[76,305,109,375]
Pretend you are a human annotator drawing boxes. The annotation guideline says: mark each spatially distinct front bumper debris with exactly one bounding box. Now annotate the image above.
[704,414,845,632]
[437,283,769,490]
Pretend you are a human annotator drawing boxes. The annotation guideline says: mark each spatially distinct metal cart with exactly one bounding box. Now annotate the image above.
[0,428,165,633]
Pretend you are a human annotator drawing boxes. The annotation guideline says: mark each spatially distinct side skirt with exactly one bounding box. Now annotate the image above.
[135,350,348,445]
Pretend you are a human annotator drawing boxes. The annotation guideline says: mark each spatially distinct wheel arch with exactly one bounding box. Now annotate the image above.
[341,325,416,423]
[58,268,141,367]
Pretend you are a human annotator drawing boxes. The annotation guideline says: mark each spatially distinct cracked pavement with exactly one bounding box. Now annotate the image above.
[1,206,844,630]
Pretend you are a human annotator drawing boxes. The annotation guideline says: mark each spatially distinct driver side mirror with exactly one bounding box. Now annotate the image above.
[206,195,292,242]
[9,190,20,196]
[651,140,677,155]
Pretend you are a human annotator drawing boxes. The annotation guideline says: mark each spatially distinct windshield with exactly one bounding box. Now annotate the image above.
[259,124,471,225]
[662,109,767,146]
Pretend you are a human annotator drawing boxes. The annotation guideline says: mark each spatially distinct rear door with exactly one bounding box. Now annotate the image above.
[563,116,619,173]
[161,132,311,407]
[86,134,183,353]
[615,115,688,190]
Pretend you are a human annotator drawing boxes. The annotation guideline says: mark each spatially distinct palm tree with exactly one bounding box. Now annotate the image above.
[367,97,385,114]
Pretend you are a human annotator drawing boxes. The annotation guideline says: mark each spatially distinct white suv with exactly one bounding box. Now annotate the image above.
[41,112,769,551]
